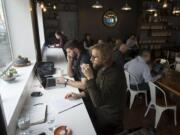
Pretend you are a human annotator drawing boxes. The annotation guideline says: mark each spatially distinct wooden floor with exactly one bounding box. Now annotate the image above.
[124,96,180,135]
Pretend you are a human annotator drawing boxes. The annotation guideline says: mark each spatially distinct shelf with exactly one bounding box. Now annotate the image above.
[141,22,167,25]
[140,28,167,30]
[139,44,173,46]
[138,3,180,54]
[139,43,166,45]
[151,35,171,37]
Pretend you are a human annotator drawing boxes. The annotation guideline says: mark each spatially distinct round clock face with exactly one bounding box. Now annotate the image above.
[103,10,118,28]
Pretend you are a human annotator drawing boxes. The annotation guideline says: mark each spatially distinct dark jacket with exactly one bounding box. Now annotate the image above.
[72,51,90,81]
[86,63,127,130]
[83,39,94,48]
[113,50,125,68]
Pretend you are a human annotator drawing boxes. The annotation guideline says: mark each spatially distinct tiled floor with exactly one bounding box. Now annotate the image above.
[124,97,180,135]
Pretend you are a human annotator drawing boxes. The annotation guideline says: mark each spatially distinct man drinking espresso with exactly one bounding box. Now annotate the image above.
[66,43,127,135]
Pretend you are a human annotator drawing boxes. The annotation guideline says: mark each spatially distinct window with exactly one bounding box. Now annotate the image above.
[0,0,13,72]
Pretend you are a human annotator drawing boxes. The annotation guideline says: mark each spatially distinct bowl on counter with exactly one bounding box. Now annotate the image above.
[54,125,71,135]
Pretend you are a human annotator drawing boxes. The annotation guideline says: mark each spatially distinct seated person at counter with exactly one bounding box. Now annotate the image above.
[65,43,127,135]
[54,30,67,48]
[113,43,128,68]
[124,50,161,90]
[83,33,94,50]
[54,31,68,57]
[57,40,90,90]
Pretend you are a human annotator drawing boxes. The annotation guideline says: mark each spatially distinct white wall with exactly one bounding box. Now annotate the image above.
[4,0,36,61]
[37,3,45,49]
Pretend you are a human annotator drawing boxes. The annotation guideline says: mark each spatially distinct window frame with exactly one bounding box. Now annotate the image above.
[0,0,14,71]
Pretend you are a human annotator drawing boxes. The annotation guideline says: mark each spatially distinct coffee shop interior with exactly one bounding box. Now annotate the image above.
[0,0,180,135]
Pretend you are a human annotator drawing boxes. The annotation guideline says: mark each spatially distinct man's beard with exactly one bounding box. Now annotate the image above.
[93,63,102,70]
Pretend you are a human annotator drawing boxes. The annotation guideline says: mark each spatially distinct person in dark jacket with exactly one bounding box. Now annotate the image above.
[113,43,128,68]
[55,31,67,48]
[55,31,68,57]
[83,33,94,50]
[65,43,127,135]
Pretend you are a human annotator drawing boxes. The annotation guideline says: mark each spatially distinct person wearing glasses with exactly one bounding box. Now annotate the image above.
[56,40,90,90]
[65,43,127,135]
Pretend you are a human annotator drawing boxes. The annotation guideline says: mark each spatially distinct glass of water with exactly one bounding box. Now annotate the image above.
[17,113,30,130]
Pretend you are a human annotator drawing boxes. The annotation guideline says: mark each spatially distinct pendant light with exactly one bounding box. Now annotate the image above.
[146,2,157,12]
[146,7,157,12]
[162,0,168,8]
[53,5,57,10]
[43,7,47,12]
[121,0,132,11]
[92,1,103,9]
[172,2,180,15]
[40,2,44,9]
[154,12,158,17]
[172,7,180,15]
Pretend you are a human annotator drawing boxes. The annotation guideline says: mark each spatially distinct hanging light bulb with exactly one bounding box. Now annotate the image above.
[157,0,161,2]
[40,3,44,9]
[163,3,168,8]
[121,0,132,11]
[43,7,47,12]
[172,10,176,15]
[172,2,180,15]
[53,5,57,10]
[92,1,103,9]
[121,3,132,11]
[146,2,157,13]
[154,12,158,17]
[163,0,168,8]
[146,4,157,12]
[172,7,180,15]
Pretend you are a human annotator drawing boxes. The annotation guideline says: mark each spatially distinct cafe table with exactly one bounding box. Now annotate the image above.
[156,70,180,96]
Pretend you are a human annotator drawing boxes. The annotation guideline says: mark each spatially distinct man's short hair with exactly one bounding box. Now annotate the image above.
[140,49,151,56]
[90,43,113,62]
[64,40,82,50]
[55,30,62,36]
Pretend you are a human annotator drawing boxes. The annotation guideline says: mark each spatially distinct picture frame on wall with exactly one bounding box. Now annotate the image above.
[0,95,7,135]
[103,10,118,28]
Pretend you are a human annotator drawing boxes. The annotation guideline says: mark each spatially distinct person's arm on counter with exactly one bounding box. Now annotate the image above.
[67,55,74,77]
[81,64,121,108]
[143,65,162,82]
[56,77,87,90]
[66,78,87,90]
[65,91,86,100]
